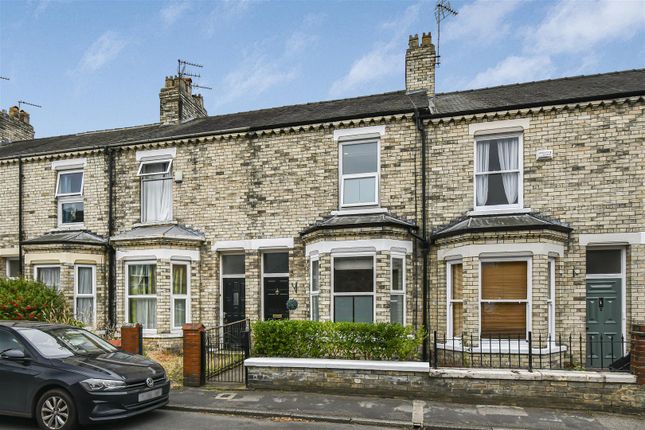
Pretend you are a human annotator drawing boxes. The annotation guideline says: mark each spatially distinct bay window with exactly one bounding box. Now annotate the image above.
[171,263,190,329]
[340,141,379,207]
[126,263,157,330]
[6,258,19,279]
[35,266,61,290]
[474,134,522,211]
[138,160,172,223]
[480,260,529,339]
[56,170,84,226]
[447,262,463,338]
[75,265,95,326]
[310,258,320,321]
[333,256,374,323]
[390,256,405,325]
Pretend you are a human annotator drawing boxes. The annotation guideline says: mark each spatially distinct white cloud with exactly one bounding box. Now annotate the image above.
[160,1,191,27]
[466,0,645,89]
[442,0,521,44]
[330,3,421,96]
[204,0,253,37]
[529,0,645,54]
[77,31,127,73]
[468,55,554,88]
[216,55,298,106]
[330,46,401,96]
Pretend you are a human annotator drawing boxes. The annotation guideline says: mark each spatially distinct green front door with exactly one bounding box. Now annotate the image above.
[586,278,622,367]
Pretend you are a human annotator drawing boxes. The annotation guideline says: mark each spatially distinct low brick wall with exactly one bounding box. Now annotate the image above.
[245,358,645,415]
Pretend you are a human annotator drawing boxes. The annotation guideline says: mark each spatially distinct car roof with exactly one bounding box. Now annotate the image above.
[0,320,72,330]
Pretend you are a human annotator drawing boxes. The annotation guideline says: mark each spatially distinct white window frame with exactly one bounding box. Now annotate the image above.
[446,259,463,338]
[56,169,85,228]
[390,254,406,325]
[74,265,96,327]
[124,261,158,334]
[310,256,320,321]
[260,251,290,321]
[34,265,61,291]
[170,261,191,331]
[139,159,173,223]
[585,246,626,355]
[339,139,380,208]
[219,253,246,326]
[473,132,523,213]
[547,257,556,339]
[478,256,532,340]
[5,257,19,279]
[137,159,173,177]
[55,169,84,197]
[331,252,376,323]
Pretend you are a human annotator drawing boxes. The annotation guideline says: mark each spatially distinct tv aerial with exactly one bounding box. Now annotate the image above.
[177,59,212,91]
[18,100,42,110]
[435,0,458,66]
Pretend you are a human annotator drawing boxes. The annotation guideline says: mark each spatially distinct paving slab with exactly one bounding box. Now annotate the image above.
[168,387,645,430]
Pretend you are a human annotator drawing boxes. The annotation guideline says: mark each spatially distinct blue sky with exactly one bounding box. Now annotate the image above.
[1,0,644,138]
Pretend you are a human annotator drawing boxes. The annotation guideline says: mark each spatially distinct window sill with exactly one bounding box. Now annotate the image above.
[53,224,85,232]
[468,208,532,217]
[133,220,178,228]
[331,207,387,216]
[437,340,567,355]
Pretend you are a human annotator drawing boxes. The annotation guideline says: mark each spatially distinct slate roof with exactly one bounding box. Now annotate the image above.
[110,224,205,242]
[433,69,645,116]
[0,69,643,160]
[431,213,572,240]
[301,212,417,236]
[22,230,107,246]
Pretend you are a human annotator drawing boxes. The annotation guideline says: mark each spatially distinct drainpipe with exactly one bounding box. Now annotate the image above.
[17,157,24,277]
[409,98,431,362]
[106,148,117,331]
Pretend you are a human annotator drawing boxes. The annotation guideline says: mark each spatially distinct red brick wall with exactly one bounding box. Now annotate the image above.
[632,324,645,385]
[183,323,205,387]
[121,324,142,355]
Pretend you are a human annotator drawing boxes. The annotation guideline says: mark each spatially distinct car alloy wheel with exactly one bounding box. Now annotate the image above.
[36,389,76,430]
[41,395,69,430]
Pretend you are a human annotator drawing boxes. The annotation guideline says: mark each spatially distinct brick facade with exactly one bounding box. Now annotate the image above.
[0,106,35,143]
[0,33,642,359]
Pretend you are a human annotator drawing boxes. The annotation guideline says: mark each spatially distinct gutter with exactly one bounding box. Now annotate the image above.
[17,157,24,276]
[407,94,431,362]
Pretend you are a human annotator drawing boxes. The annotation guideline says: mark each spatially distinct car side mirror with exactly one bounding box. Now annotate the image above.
[1,349,30,362]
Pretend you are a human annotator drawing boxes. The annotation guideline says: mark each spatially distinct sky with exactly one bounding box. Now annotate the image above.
[1,0,644,138]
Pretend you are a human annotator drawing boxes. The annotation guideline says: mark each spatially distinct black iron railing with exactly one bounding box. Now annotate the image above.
[431,331,629,372]
[203,319,250,384]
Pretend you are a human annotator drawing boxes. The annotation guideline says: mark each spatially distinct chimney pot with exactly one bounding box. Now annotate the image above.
[408,34,419,49]
[421,32,432,47]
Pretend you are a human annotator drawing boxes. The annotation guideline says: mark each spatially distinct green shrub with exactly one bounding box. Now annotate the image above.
[252,320,424,361]
[0,278,82,326]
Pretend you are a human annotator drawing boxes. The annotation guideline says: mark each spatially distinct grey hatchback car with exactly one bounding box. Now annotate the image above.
[0,321,169,430]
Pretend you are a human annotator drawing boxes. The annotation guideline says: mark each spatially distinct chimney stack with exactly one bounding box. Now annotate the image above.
[0,106,35,142]
[405,32,436,97]
[159,76,207,125]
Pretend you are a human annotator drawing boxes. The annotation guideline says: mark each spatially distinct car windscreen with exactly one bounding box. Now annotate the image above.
[16,327,117,359]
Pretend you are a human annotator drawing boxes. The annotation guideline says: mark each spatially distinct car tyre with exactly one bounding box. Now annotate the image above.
[35,389,77,430]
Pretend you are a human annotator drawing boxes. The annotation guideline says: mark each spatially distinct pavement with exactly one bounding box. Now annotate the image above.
[0,409,381,430]
[168,386,645,430]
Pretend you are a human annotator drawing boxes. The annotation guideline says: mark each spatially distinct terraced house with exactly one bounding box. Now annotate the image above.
[0,33,643,359]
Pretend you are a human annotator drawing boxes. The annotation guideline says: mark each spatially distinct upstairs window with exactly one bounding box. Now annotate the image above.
[340,141,379,207]
[138,160,173,223]
[475,135,522,211]
[56,170,84,227]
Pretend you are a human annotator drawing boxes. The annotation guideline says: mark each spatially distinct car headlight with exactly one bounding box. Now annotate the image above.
[80,378,126,392]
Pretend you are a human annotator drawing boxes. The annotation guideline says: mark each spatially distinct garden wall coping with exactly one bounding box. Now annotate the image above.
[244,357,429,372]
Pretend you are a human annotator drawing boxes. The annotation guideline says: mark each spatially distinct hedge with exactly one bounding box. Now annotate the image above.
[252,320,424,361]
[0,278,82,326]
